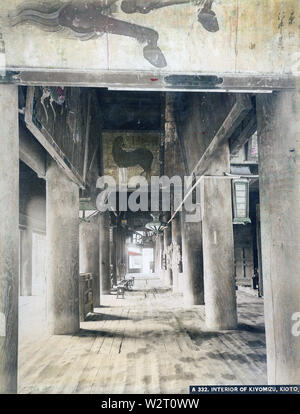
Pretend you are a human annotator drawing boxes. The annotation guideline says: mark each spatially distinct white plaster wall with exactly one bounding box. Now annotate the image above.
[0,0,299,75]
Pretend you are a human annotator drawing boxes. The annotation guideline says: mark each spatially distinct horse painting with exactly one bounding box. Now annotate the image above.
[112,136,154,181]
[9,0,219,68]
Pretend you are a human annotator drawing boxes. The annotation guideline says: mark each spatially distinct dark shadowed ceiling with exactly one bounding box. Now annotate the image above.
[98,90,162,131]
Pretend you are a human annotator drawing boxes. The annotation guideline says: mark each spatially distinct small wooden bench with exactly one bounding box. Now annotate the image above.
[114,277,135,298]
[116,285,125,299]
[120,277,135,290]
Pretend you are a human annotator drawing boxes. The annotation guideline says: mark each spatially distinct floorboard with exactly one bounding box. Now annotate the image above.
[18,276,267,394]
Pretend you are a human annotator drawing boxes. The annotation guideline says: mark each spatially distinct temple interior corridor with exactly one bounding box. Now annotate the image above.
[1,1,300,395]
[18,275,266,394]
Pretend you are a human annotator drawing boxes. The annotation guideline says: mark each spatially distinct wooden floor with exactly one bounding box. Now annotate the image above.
[18,276,267,394]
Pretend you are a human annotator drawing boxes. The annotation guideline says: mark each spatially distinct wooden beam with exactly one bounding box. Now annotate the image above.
[4,70,295,91]
[230,112,257,156]
[175,111,189,175]
[190,94,253,177]
[25,87,85,189]
[168,94,253,224]
[19,124,46,178]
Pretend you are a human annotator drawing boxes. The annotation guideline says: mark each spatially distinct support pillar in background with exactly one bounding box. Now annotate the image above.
[46,160,80,335]
[20,228,32,296]
[99,212,111,294]
[181,210,204,305]
[110,227,117,286]
[163,214,173,287]
[79,214,100,307]
[171,212,182,293]
[115,227,122,281]
[123,231,127,276]
[154,234,161,274]
[157,233,164,281]
[0,85,19,393]
[201,176,237,330]
[122,230,127,277]
[257,91,300,384]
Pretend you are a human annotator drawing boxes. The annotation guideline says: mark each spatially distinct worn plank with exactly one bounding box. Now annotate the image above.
[18,278,267,393]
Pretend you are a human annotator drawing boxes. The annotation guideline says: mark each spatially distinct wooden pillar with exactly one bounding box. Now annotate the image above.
[118,229,127,278]
[163,215,173,287]
[181,210,204,305]
[46,160,80,335]
[79,214,100,307]
[201,176,237,330]
[110,227,117,286]
[20,228,32,296]
[99,212,111,294]
[257,90,300,384]
[171,212,182,293]
[154,235,160,274]
[0,85,19,394]
[157,233,164,281]
[200,140,237,330]
[123,231,128,276]
[115,227,121,281]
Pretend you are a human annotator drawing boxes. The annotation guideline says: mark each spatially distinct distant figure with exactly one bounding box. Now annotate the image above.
[112,136,153,180]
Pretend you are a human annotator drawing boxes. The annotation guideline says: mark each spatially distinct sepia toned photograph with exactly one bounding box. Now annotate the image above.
[0,0,299,405]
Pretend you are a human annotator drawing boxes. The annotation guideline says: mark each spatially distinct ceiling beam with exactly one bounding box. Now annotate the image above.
[168,94,253,224]
[191,94,253,177]
[19,124,47,178]
[230,111,257,156]
[1,70,295,91]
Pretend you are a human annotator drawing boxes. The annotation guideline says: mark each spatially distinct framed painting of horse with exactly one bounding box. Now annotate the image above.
[102,131,160,187]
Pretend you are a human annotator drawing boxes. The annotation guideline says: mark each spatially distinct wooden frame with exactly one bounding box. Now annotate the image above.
[25,86,85,189]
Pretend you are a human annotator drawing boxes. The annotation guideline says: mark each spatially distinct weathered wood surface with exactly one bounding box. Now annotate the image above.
[257,91,300,384]
[46,160,80,335]
[191,94,253,177]
[12,71,297,91]
[18,277,267,394]
[0,85,19,394]
[25,87,101,189]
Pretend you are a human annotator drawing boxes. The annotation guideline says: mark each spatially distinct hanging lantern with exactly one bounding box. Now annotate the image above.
[145,213,166,235]
[232,178,251,225]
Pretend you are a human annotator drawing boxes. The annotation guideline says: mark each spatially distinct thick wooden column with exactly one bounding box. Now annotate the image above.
[20,228,32,296]
[171,212,182,293]
[0,85,19,394]
[153,233,161,275]
[257,90,300,384]
[181,211,204,305]
[110,227,117,286]
[117,228,127,278]
[79,214,100,307]
[115,227,122,281]
[46,160,80,335]
[201,176,237,330]
[99,212,111,294]
[200,139,237,330]
[157,233,164,281]
[122,230,127,277]
[163,214,173,287]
